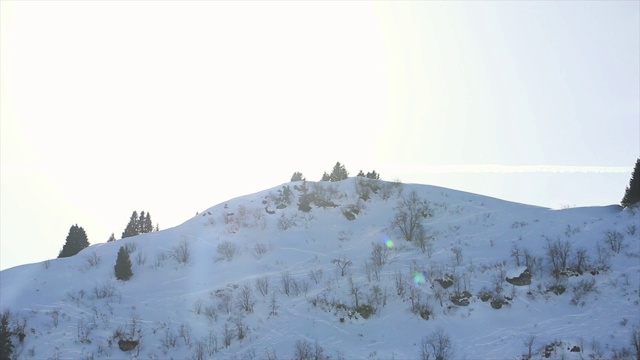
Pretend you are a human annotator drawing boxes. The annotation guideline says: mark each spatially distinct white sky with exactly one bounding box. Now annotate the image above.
[1,1,638,270]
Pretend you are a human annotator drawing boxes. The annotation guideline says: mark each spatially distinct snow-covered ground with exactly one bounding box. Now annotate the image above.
[1,178,638,359]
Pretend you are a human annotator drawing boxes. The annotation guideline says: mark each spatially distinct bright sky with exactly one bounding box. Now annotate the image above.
[1,1,638,270]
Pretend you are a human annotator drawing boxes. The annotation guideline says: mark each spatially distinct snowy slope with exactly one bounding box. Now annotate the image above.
[1,178,638,360]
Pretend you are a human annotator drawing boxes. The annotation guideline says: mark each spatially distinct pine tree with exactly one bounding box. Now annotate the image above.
[329,162,348,182]
[321,172,331,181]
[366,170,380,180]
[107,233,116,242]
[0,310,13,360]
[357,170,365,177]
[622,158,640,207]
[137,211,146,234]
[58,224,90,258]
[114,246,133,281]
[143,212,153,233]
[122,211,139,239]
[290,172,305,182]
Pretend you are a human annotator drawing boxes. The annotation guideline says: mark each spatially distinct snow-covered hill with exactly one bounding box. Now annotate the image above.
[1,178,639,359]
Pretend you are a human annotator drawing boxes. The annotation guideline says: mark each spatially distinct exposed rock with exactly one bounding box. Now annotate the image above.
[118,339,139,352]
[506,267,532,286]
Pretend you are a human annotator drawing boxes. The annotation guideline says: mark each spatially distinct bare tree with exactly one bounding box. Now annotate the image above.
[255,276,269,296]
[370,243,391,268]
[391,191,433,242]
[631,327,640,360]
[348,276,362,308]
[216,241,238,262]
[170,240,191,265]
[423,328,453,360]
[236,283,255,313]
[604,230,624,253]
[332,256,352,277]
[523,334,536,359]
[544,237,571,277]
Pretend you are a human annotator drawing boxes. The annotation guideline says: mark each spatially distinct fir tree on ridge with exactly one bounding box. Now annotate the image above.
[122,210,155,239]
[57,224,90,258]
[329,162,349,182]
[621,157,640,208]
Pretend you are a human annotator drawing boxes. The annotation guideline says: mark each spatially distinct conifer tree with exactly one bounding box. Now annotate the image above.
[143,212,154,233]
[0,310,13,360]
[357,170,365,177]
[366,170,380,180]
[114,246,133,281]
[107,233,116,242]
[329,162,349,182]
[58,224,90,258]
[122,211,139,239]
[621,158,640,208]
[290,172,305,182]
[321,172,331,181]
[137,211,146,234]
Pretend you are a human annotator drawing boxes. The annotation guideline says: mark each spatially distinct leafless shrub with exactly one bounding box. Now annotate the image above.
[123,242,137,254]
[215,290,233,315]
[193,299,203,315]
[236,284,255,313]
[93,280,118,299]
[269,292,279,316]
[308,268,323,284]
[626,224,637,236]
[222,322,234,348]
[278,213,298,230]
[216,241,238,262]
[135,251,147,266]
[281,272,293,296]
[338,230,352,242]
[253,243,269,260]
[294,339,328,360]
[44,259,51,269]
[451,247,463,266]
[571,278,597,306]
[203,305,218,323]
[179,323,192,346]
[160,327,178,351]
[86,252,101,267]
[631,327,640,360]
[394,270,406,299]
[421,328,453,360]
[255,276,270,296]
[604,230,624,253]
[170,240,191,265]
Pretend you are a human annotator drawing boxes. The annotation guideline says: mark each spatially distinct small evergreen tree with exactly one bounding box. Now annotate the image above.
[357,170,365,177]
[0,310,13,360]
[329,162,349,182]
[321,172,331,181]
[621,158,640,208]
[290,172,305,182]
[145,213,154,233]
[366,170,380,180]
[58,224,90,258]
[107,233,116,242]
[122,211,139,239]
[114,246,133,281]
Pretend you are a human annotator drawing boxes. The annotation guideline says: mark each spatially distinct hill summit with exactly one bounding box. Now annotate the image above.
[1,178,639,359]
